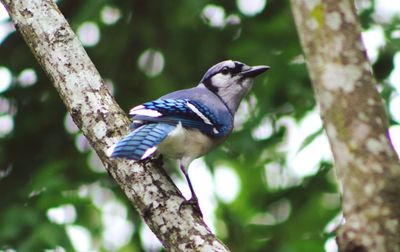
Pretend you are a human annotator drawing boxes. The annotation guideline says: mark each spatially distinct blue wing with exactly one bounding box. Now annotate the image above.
[129,99,227,137]
[110,123,175,160]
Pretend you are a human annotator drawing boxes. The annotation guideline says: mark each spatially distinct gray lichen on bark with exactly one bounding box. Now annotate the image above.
[291,0,400,251]
[0,0,230,251]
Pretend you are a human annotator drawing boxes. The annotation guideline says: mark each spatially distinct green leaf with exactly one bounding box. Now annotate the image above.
[297,127,324,154]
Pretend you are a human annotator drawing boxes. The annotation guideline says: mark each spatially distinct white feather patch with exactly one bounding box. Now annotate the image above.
[141,146,157,159]
[106,143,116,157]
[129,108,162,117]
[187,102,219,134]
[129,105,144,113]
[210,73,231,88]
[186,102,212,125]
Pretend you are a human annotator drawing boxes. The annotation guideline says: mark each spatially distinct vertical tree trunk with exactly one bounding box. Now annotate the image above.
[291,0,400,251]
[0,0,230,251]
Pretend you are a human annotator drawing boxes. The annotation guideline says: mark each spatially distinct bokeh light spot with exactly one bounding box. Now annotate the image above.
[325,213,343,234]
[225,14,241,26]
[389,95,400,123]
[75,133,90,153]
[47,204,77,225]
[355,0,372,13]
[237,0,266,16]
[140,223,163,252]
[137,49,165,77]
[0,67,12,93]
[101,6,121,25]
[279,111,332,178]
[268,198,291,224]
[0,97,10,114]
[325,237,339,252]
[234,95,257,131]
[0,114,14,137]
[18,68,37,87]
[389,52,400,92]
[87,150,106,173]
[389,125,400,156]
[265,162,300,190]
[0,22,15,44]
[66,225,92,252]
[77,22,100,47]
[0,3,9,22]
[374,0,400,23]
[102,201,134,250]
[362,25,385,63]
[202,4,226,28]
[391,30,400,39]
[252,117,273,140]
[214,166,240,203]
[104,79,115,95]
[64,113,79,134]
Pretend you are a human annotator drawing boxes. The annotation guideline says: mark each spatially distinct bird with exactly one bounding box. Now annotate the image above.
[108,60,269,216]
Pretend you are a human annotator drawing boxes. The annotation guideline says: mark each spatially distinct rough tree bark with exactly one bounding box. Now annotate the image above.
[0,0,230,251]
[291,0,400,251]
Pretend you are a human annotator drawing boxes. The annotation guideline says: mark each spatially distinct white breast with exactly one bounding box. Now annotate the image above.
[157,123,218,167]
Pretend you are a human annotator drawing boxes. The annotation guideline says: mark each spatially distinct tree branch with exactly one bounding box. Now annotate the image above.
[0,0,229,251]
[290,0,400,251]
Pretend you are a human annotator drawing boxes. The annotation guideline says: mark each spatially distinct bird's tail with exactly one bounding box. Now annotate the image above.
[107,123,175,160]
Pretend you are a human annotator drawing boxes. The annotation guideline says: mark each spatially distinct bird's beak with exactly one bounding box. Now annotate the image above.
[240,65,270,78]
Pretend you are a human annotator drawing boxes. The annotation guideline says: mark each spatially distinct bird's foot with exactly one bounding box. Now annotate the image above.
[136,155,164,167]
[153,154,164,166]
[136,157,152,166]
[179,197,203,218]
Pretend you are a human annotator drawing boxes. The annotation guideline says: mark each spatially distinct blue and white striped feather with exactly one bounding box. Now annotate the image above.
[129,99,225,137]
[109,98,231,161]
[110,123,175,160]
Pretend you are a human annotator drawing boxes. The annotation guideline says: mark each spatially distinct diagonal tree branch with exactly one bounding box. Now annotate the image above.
[0,0,229,251]
[290,0,400,251]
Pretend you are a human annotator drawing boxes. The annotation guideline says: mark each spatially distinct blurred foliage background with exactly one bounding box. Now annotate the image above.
[0,0,399,251]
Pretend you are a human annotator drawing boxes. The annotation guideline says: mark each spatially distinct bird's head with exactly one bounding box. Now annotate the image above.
[199,60,269,113]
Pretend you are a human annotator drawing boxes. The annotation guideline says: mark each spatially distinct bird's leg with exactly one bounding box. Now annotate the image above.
[178,161,203,217]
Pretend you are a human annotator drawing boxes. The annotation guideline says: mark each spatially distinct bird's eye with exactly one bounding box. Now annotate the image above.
[221,67,230,75]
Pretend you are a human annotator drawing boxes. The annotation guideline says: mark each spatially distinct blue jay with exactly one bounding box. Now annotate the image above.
[108,60,269,215]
